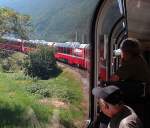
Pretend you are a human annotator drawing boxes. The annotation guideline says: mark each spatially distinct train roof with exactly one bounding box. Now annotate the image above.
[47,42,55,46]
[79,44,89,48]
[54,42,80,48]
[2,37,22,42]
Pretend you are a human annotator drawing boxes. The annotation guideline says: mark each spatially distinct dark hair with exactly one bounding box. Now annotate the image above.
[105,90,123,105]
[120,38,141,56]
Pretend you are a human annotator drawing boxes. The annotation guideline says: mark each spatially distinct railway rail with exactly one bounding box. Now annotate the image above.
[57,61,89,79]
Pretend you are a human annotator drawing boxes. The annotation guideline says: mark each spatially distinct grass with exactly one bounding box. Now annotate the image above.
[0,67,85,128]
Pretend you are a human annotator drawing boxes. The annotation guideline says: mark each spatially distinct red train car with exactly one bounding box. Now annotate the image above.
[0,39,23,52]
[54,42,90,69]
[0,39,36,53]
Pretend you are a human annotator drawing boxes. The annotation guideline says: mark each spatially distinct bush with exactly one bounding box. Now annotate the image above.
[0,96,26,127]
[24,46,62,79]
[0,52,26,72]
[0,50,11,59]
[26,83,51,98]
[0,95,52,127]
[1,59,11,72]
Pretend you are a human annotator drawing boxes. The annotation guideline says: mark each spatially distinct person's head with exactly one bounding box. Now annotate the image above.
[120,38,142,60]
[92,86,123,118]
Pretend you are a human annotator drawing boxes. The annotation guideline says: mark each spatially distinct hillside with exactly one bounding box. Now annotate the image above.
[0,0,99,42]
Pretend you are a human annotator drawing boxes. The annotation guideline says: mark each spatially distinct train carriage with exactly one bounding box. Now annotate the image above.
[54,42,90,69]
[0,39,23,52]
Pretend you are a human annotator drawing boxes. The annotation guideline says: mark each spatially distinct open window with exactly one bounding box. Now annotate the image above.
[90,0,127,124]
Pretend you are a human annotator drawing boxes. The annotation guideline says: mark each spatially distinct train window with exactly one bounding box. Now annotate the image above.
[94,0,126,83]
[0,1,99,127]
[90,0,128,123]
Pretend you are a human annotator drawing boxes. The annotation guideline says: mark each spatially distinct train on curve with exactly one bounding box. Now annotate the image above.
[0,39,91,71]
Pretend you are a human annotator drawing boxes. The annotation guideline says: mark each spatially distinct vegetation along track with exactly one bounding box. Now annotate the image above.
[57,61,89,81]
[57,61,89,107]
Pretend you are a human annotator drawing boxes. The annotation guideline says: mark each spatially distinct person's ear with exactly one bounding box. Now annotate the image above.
[105,103,109,109]
[102,101,109,109]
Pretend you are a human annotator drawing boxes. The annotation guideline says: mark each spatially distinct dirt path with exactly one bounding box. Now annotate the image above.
[49,109,64,128]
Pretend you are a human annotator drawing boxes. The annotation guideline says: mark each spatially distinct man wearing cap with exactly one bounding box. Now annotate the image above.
[92,85,143,128]
[112,38,150,82]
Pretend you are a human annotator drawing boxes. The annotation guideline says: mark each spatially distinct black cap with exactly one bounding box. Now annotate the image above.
[92,86,122,105]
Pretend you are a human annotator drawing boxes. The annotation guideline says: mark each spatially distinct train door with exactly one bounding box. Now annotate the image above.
[89,0,127,126]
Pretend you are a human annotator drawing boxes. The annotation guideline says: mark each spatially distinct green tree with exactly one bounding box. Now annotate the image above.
[24,46,61,79]
[0,7,32,40]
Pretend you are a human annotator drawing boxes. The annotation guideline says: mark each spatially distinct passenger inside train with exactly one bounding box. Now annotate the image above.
[89,0,150,128]
[92,85,143,128]
[111,38,150,82]
[92,38,150,128]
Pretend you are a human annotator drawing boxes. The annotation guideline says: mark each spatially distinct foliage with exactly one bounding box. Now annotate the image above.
[26,83,50,98]
[0,51,26,72]
[0,7,32,39]
[24,46,61,79]
[0,73,53,127]
[1,58,11,71]
[0,67,85,128]
[0,96,26,126]
[0,50,11,59]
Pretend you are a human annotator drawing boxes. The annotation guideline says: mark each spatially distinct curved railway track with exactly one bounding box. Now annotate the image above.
[57,61,89,79]
[57,61,89,101]
[57,61,90,122]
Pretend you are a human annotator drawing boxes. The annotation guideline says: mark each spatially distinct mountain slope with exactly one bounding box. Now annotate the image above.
[0,0,98,42]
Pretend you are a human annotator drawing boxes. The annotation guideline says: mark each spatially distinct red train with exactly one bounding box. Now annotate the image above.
[51,42,107,80]
[0,39,35,53]
[0,39,107,79]
[52,42,90,69]
[0,39,90,68]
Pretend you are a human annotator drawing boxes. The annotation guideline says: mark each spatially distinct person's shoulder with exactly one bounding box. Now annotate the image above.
[120,117,143,128]
[119,107,143,128]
